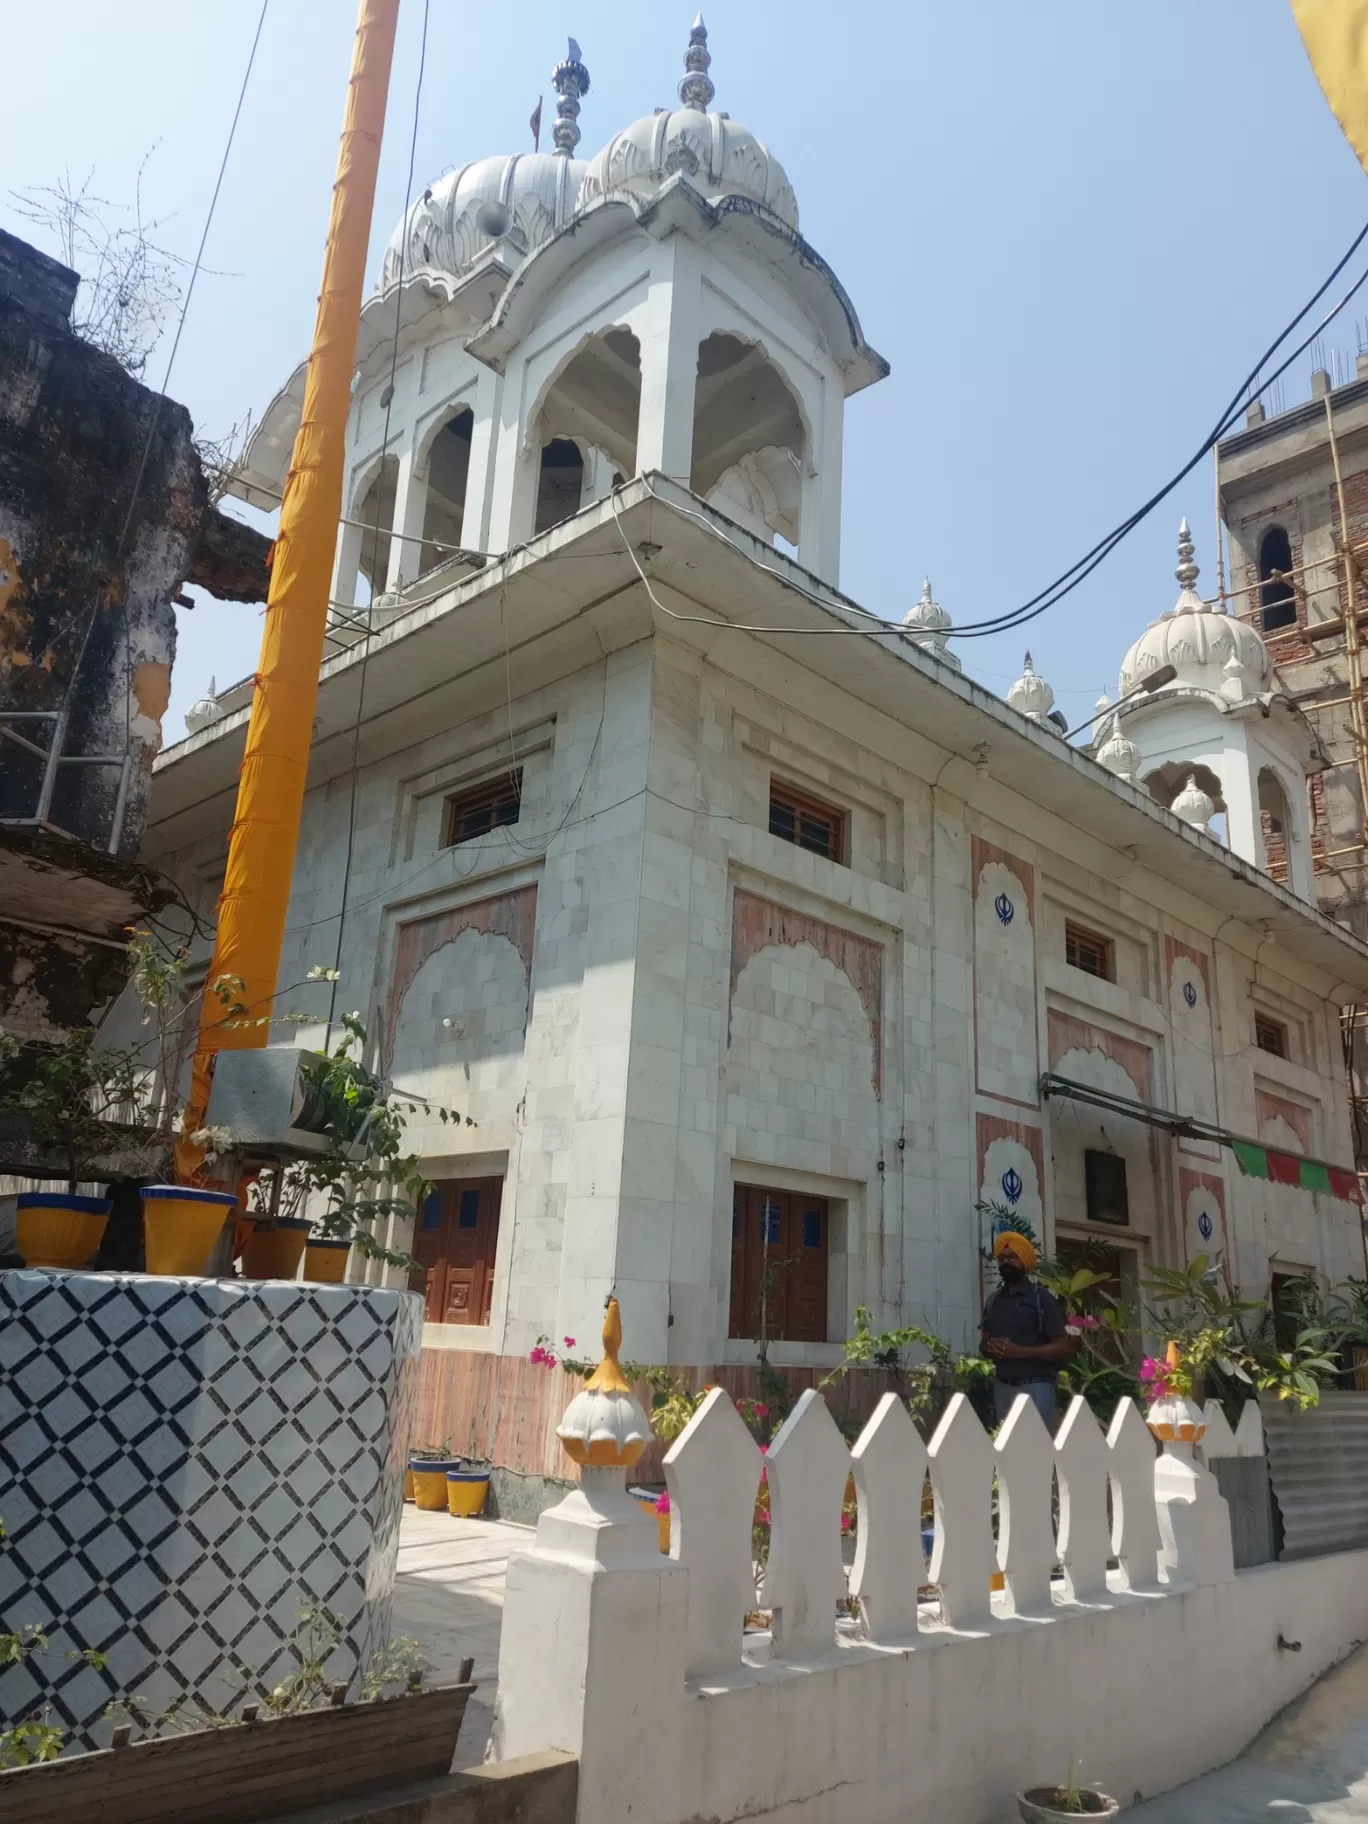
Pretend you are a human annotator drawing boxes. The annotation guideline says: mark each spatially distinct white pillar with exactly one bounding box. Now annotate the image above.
[465,366,502,554]
[801,378,844,585]
[636,237,703,484]
[1155,1439,1235,1588]
[386,441,428,592]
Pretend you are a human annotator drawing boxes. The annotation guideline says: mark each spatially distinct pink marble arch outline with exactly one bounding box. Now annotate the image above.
[970,835,1040,1112]
[1255,1087,1313,1154]
[385,884,538,1066]
[729,888,883,1097]
[1047,1009,1152,1101]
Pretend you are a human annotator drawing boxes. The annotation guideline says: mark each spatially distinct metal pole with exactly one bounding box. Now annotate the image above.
[178,0,402,1178]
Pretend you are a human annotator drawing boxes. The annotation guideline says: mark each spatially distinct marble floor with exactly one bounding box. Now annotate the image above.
[391,1505,531,1769]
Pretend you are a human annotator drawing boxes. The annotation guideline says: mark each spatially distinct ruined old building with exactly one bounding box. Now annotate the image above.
[0,227,268,1168]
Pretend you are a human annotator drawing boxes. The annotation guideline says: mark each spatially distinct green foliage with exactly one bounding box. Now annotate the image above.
[823,1305,990,1425]
[0,1026,146,1192]
[0,1563,108,1767]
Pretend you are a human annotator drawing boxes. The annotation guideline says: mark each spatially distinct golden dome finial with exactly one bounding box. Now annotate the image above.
[1165,1340,1182,1372]
[584,1296,631,1396]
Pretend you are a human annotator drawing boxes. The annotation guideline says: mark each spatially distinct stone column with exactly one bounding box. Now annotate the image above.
[489,1301,686,1823]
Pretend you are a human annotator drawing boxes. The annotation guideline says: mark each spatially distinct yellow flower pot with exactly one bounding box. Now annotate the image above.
[410,1458,461,1510]
[446,1471,491,1518]
[15,1193,110,1270]
[141,1187,238,1277]
[303,1239,351,1283]
[633,1493,671,1553]
[240,1219,310,1281]
[404,1469,416,1503]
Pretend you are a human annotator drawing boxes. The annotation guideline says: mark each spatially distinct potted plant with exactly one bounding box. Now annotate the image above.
[408,1443,462,1510]
[445,1464,492,1518]
[1019,1761,1118,1820]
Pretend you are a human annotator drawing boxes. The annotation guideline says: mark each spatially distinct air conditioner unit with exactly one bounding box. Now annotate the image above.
[204,1048,367,1160]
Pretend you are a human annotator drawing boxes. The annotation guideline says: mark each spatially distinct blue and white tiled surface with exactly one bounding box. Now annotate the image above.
[0,1270,421,1748]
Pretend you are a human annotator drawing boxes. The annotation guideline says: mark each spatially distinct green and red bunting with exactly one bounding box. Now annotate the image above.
[1230,1139,1361,1203]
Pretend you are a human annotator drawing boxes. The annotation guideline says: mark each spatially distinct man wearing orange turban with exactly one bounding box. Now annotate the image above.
[981,1229,1075,1429]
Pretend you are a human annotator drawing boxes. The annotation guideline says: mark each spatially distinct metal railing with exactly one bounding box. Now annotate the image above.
[0,707,134,854]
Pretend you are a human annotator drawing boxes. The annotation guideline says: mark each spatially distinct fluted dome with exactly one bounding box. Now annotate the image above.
[1118,520,1272,698]
[580,18,798,230]
[1007,651,1056,723]
[902,577,960,670]
[381,153,587,291]
[557,1300,651,1469]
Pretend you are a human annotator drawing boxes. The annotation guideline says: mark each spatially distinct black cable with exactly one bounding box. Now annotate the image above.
[950,219,1368,641]
[323,0,430,1050]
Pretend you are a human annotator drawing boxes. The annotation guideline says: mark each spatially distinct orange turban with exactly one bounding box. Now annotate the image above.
[993,1230,1038,1272]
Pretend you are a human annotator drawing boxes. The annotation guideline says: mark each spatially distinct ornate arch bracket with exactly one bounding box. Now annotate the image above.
[385,884,538,1066]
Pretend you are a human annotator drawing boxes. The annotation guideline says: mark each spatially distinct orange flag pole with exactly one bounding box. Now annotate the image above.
[178,0,401,1178]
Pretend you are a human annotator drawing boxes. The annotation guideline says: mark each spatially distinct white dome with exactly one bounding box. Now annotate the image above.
[381,153,587,291]
[185,677,221,736]
[1172,773,1216,830]
[580,19,798,230]
[1095,714,1140,782]
[902,577,960,669]
[1007,651,1056,723]
[1118,520,1272,699]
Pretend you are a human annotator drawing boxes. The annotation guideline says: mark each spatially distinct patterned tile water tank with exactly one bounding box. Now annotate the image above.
[0,1269,422,1749]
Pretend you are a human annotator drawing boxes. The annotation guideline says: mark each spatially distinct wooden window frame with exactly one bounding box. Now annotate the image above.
[443,769,522,848]
[1065,920,1115,982]
[1254,1013,1289,1060]
[768,777,847,865]
[728,1184,830,1344]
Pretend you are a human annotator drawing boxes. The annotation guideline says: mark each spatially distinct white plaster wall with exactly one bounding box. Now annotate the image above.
[659,1552,1368,1824]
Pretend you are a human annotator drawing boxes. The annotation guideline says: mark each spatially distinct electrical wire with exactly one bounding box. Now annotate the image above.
[323,0,430,1048]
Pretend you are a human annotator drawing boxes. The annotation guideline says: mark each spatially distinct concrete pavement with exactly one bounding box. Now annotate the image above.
[391,1506,532,1769]
[1128,1643,1368,1821]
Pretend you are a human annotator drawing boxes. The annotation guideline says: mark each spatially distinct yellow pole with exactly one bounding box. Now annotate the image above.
[178,0,401,1178]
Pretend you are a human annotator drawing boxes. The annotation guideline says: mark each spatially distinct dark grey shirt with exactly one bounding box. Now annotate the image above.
[981,1279,1067,1383]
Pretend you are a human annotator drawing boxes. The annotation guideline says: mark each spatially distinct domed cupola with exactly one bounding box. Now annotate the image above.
[379,42,591,292]
[902,578,960,671]
[1117,520,1272,700]
[580,18,799,229]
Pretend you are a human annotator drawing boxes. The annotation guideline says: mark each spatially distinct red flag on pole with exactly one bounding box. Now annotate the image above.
[530,96,543,152]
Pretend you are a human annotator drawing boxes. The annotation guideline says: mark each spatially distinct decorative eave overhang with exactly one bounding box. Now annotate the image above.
[149,473,1368,998]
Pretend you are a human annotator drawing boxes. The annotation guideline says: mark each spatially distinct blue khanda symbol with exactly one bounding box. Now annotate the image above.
[1183,981,1198,1009]
[1001,1167,1023,1205]
[1198,1209,1214,1241]
[995,893,1014,926]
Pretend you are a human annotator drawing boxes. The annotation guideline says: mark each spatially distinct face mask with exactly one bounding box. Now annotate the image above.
[998,1259,1026,1285]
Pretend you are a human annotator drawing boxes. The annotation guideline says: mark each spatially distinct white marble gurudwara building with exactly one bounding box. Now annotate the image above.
[149,23,1368,1403]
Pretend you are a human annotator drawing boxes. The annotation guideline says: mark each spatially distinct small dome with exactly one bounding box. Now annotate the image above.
[1118,520,1271,699]
[580,19,798,230]
[902,577,960,669]
[1172,773,1216,830]
[1095,713,1140,782]
[1007,651,1056,724]
[185,677,221,736]
[381,152,587,291]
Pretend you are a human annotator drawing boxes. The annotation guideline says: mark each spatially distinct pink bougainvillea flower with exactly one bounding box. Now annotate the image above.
[1139,1356,1163,1382]
[654,1491,671,1514]
[1073,1314,1100,1329]
[528,1346,546,1365]
[563,1337,576,1348]
[753,1403,769,1418]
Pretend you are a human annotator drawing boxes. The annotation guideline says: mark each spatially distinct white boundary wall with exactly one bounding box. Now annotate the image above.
[490,1388,1368,1823]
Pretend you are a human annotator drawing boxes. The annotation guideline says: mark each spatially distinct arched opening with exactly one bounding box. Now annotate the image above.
[1143,760,1227,840]
[354,454,399,603]
[421,409,473,573]
[692,333,805,551]
[1258,766,1293,883]
[534,438,585,534]
[1259,526,1297,632]
[532,327,641,534]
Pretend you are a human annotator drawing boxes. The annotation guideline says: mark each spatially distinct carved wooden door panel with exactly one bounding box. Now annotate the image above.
[409,1178,502,1325]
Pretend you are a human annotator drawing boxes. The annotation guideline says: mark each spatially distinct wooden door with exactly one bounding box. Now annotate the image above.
[409,1177,502,1325]
[728,1185,828,1343]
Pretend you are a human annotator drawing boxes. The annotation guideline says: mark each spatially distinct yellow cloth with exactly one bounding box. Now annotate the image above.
[1293,0,1368,174]
[993,1230,1038,1272]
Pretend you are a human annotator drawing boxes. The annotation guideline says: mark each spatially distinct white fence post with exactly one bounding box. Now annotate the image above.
[1106,1397,1161,1591]
[1199,1399,1237,1463]
[851,1391,927,1641]
[1234,1399,1265,1458]
[1054,1396,1111,1604]
[928,1393,997,1630]
[760,1387,851,1660]
[1156,1439,1236,1589]
[664,1387,763,1678]
[994,1392,1055,1616]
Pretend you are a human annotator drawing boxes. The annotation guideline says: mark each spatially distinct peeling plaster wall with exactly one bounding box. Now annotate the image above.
[0,228,194,858]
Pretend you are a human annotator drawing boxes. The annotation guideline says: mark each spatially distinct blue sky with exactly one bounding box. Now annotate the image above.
[4,2,1367,740]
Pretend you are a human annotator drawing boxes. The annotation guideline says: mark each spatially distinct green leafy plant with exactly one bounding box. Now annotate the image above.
[0,1026,145,1193]
[0,1536,107,1768]
[822,1305,990,1426]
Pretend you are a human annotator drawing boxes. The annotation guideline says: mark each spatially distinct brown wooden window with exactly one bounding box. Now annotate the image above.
[1084,1149,1129,1226]
[443,770,521,846]
[769,779,845,864]
[1065,921,1115,982]
[408,1177,502,1325]
[1255,1014,1289,1059]
[728,1184,829,1343]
